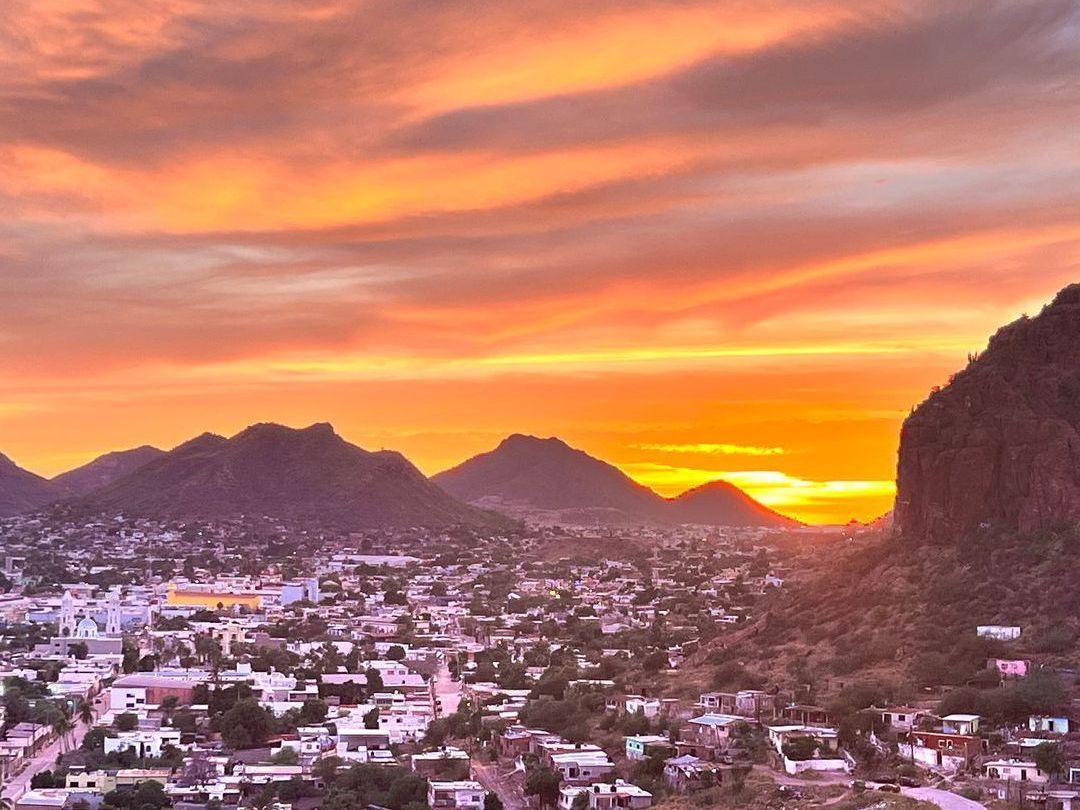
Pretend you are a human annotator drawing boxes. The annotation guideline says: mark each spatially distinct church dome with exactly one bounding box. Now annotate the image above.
[75,617,99,639]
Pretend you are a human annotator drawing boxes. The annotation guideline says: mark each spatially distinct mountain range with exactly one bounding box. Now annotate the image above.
[0,425,794,529]
[433,433,795,527]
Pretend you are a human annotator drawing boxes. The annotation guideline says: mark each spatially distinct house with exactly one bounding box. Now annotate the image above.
[767,725,839,756]
[663,755,724,793]
[105,729,182,759]
[697,691,775,719]
[899,731,981,772]
[872,707,924,732]
[941,714,980,735]
[989,659,1029,679]
[1030,716,1070,735]
[781,704,831,726]
[427,780,486,810]
[580,781,652,810]
[109,674,199,711]
[984,759,1049,784]
[977,625,1021,641]
[411,747,471,780]
[549,750,617,785]
[625,735,674,761]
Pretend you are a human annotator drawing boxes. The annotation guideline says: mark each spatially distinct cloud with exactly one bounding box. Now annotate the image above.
[637,443,786,456]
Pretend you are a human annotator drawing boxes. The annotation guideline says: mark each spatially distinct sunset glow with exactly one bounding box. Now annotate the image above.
[3,0,1079,523]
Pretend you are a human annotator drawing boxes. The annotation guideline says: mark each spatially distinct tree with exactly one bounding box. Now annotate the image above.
[314,755,344,788]
[366,667,384,693]
[364,707,379,730]
[51,713,73,754]
[524,768,561,808]
[76,698,95,726]
[484,792,504,810]
[300,697,328,724]
[386,645,407,661]
[115,712,139,732]
[782,736,819,761]
[570,792,589,810]
[1034,743,1067,781]
[272,747,300,765]
[219,698,274,749]
[69,641,88,660]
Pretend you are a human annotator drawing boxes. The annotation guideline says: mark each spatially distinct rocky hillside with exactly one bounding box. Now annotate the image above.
[0,452,62,517]
[434,434,794,527]
[78,422,506,530]
[52,445,165,496]
[897,284,1080,542]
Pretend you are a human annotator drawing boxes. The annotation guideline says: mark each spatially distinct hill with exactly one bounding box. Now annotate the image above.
[77,422,506,530]
[709,284,1080,692]
[434,434,793,527]
[666,480,795,527]
[52,445,165,496]
[897,283,1080,541]
[0,452,62,517]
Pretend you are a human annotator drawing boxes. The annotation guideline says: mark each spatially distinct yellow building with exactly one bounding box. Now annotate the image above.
[166,584,261,610]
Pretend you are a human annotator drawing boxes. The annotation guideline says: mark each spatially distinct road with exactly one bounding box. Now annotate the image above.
[901,787,985,810]
[1,694,106,802]
[432,656,462,717]
[473,760,526,810]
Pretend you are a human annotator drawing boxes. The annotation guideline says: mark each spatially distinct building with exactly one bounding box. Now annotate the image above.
[427,780,485,810]
[624,735,674,761]
[899,731,981,772]
[110,674,199,711]
[1030,716,1070,734]
[698,690,775,719]
[584,781,653,810]
[166,584,261,611]
[984,759,1049,784]
[941,714,980,736]
[977,625,1022,641]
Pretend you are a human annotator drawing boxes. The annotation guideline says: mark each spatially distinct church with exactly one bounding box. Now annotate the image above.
[47,588,126,656]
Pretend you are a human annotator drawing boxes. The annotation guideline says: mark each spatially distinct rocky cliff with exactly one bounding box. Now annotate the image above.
[896,284,1080,541]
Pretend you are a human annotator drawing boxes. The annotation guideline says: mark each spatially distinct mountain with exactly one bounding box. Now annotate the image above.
[52,445,166,496]
[710,285,1080,689]
[897,283,1080,542]
[78,422,505,529]
[433,434,793,527]
[666,480,795,527]
[0,452,62,517]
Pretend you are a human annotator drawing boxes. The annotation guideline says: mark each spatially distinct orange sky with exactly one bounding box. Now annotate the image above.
[2,0,1079,523]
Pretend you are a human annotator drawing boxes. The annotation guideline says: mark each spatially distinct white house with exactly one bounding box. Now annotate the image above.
[427,780,485,810]
[977,625,1021,641]
[984,759,1049,784]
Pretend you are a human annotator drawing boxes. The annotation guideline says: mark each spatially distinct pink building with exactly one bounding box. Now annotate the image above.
[989,659,1028,679]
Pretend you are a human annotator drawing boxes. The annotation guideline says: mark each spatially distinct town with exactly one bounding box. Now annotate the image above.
[0,513,1071,810]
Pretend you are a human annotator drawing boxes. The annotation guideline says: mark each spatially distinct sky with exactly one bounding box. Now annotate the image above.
[1,1,1079,523]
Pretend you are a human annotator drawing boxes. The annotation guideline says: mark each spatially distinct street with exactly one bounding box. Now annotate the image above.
[1,693,106,802]
[901,786,986,810]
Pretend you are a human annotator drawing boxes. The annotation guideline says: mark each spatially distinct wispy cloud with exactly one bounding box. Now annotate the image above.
[636,442,786,456]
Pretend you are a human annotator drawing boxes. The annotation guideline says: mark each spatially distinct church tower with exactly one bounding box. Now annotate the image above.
[106,589,122,636]
[59,591,76,637]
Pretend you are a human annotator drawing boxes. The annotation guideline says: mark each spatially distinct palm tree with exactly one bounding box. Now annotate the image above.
[76,698,95,727]
[52,714,73,754]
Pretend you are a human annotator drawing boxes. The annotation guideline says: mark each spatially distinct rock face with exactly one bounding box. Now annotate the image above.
[52,445,166,496]
[79,422,505,529]
[434,433,794,527]
[896,284,1080,541]
[0,452,61,517]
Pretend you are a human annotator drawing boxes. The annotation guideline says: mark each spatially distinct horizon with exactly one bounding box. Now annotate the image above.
[4,2,1080,524]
